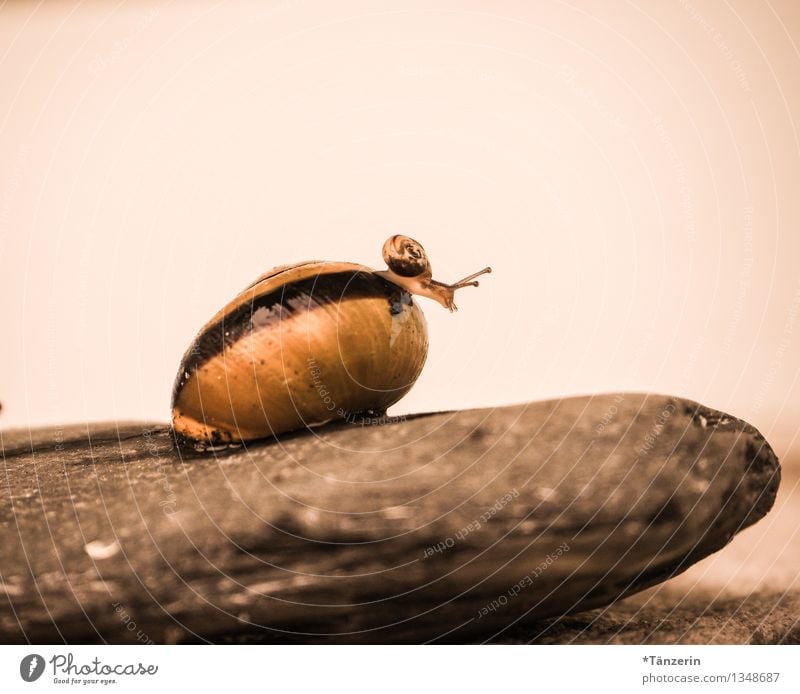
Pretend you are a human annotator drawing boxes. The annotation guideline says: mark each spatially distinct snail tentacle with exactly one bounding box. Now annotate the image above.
[449,266,492,287]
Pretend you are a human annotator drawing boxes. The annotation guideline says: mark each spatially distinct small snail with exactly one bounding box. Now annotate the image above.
[171,235,491,450]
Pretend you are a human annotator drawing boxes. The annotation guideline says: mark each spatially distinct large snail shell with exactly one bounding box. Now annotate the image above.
[171,261,428,448]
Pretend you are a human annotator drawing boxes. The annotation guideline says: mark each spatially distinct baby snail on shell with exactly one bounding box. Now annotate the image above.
[171,235,491,451]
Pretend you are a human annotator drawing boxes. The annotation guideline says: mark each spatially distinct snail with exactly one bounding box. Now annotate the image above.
[171,235,491,450]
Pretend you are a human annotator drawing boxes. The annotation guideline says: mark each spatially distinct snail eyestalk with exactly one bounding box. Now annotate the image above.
[377,235,492,312]
[448,266,492,288]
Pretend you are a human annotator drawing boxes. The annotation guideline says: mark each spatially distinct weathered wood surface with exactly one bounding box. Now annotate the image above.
[0,393,780,643]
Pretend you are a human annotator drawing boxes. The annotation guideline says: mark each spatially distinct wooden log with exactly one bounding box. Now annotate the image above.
[0,393,780,643]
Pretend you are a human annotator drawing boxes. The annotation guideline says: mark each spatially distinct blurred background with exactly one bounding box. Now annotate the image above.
[0,0,798,475]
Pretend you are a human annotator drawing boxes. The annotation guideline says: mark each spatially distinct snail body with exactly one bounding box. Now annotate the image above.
[171,237,490,450]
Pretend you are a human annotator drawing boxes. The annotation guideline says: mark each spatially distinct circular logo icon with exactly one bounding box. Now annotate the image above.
[20,654,45,682]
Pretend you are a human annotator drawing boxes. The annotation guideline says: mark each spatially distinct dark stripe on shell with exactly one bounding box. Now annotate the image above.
[171,269,408,403]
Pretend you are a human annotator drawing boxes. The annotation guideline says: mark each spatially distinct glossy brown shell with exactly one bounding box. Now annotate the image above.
[171,261,429,448]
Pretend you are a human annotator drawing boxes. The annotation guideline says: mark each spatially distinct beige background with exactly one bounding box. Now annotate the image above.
[1,0,798,464]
